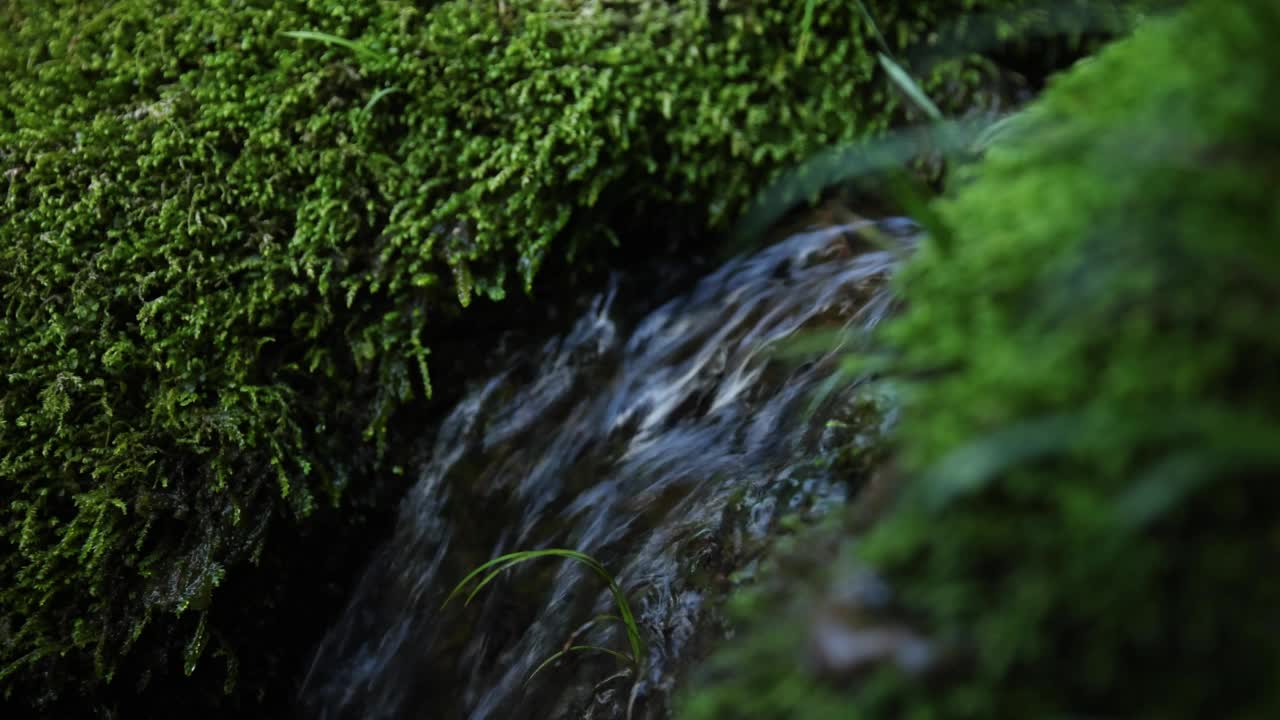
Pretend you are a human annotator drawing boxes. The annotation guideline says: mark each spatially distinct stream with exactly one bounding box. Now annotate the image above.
[298,218,919,719]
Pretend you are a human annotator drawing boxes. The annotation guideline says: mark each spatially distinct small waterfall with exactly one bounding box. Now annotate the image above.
[299,219,919,719]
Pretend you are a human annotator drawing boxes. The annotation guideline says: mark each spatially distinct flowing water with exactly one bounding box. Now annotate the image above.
[299,218,919,719]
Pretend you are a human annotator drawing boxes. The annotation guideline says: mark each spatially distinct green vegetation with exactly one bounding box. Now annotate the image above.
[2,0,1085,710]
[683,0,1280,717]
[445,549,644,681]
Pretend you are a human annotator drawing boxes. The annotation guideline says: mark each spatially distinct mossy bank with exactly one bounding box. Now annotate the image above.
[0,0,1118,713]
[683,1,1280,717]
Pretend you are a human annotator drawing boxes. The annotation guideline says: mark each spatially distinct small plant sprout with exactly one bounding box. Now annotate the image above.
[444,549,646,682]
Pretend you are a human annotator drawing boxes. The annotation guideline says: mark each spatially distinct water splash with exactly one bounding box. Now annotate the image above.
[300,219,918,719]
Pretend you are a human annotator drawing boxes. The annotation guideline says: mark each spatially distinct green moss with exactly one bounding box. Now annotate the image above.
[0,0,1068,709]
[684,1,1280,717]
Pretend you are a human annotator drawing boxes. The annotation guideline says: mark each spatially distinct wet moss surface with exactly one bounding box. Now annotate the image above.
[682,1,1280,718]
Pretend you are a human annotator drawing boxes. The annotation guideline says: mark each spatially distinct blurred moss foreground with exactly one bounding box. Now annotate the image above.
[682,1,1280,718]
[0,0,1116,712]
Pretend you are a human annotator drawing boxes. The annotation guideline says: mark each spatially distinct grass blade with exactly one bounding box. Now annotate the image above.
[281,30,385,61]
[797,0,817,63]
[878,53,944,123]
[463,557,529,606]
[527,645,634,683]
[853,0,892,55]
[443,557,505,608]
[363,86,401,115]
[444,548,646,665]
[730,118,990,251]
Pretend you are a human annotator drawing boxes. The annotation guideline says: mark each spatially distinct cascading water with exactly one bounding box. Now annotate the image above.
[299,218,919,720]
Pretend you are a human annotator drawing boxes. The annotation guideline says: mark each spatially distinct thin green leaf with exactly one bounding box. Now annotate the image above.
[920,414,1084,510]
[878,53,943,123]
[527,645,634,683]
[281,30,385,61]
[363,86,401,115]
[1112,451,1218,530]
[444,549,646,665]
[853,0,892,55]
[970,111,1031,154]
[797,0,817,63]
[463,557,529,606]
[527,650,569,683]
[1114,416,1280,529]
[731,118,990,251]
[442,555,520,608]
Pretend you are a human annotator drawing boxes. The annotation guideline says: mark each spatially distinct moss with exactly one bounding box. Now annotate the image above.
[0,0,1076,710]
[683,1,1280,717]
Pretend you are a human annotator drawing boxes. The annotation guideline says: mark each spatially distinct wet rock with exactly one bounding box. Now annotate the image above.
[809,609,937,682]
[807,570,938,683]
[300,222,919,719]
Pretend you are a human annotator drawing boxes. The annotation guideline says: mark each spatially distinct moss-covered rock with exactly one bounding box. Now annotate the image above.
[683,1,1280,717]
[0,0,1080,711]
